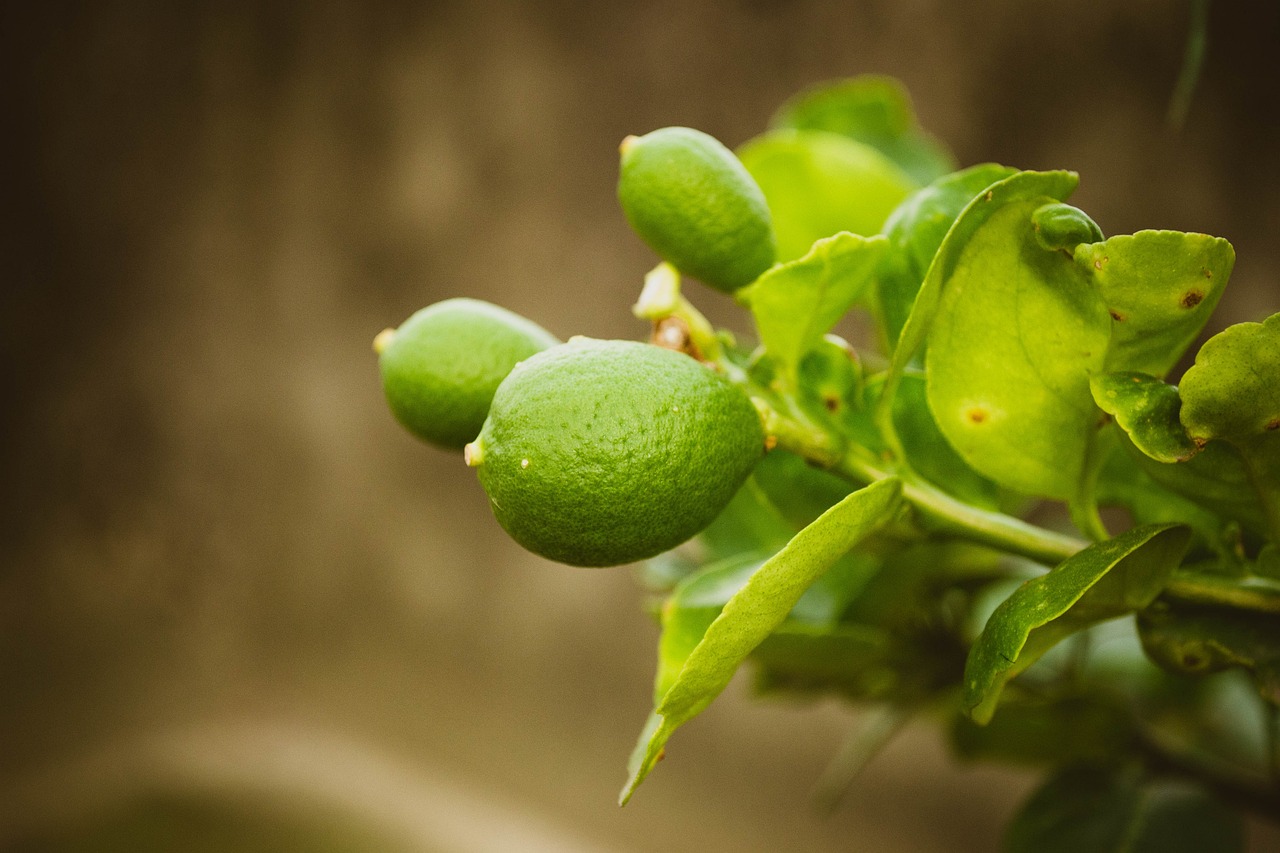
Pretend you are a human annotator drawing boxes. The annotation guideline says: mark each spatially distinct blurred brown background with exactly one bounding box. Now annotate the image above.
[3,1,1279,850]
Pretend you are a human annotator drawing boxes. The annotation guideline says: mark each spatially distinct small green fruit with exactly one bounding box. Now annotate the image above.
[377,298,558,449]
[467,338,765,566]
[618,127,776,293]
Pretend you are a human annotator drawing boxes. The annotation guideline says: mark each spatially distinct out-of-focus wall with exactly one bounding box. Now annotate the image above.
[2,2,1278,850]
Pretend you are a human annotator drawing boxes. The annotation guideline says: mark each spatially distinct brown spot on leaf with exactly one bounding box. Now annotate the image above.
[1267,417,1280,432]
[1109,310,1126,322]
[763,434,778,452]
[1093,256,1107,271]
[1181,653,1204,669]
[966,407,989,425]
[983,190,994,202]
[823,395,840,413]
[1202,268,1213,279]
[1181,290,1204,309]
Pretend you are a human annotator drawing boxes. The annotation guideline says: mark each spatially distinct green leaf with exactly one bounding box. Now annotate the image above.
[920,172,1112,499]
[1090,372,1200,463]
[1179,313,1280,540]
[889,371,1003,510]
[1121,438,1269,537]
[1095,436,1226,547]
[1075,231,1234,377]
[964,524,1191,724]
[876,163,1020,349]
[1138,599,1280,705]
[950,692,1133,767]
[770,75,956,185]
[737,129,914,262]
[795,335,862,424]
[751,448,856,531]
[620,478,904,804]
[695,476,796,562]
[1003,767,1244,853]
[749,620,893,697]
[883,169,1078,392]
[742,231,887,376]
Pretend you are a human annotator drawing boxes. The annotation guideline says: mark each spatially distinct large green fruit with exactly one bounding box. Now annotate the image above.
[467,338,765,566]
[377,298,558,449]
[618,127,776,293]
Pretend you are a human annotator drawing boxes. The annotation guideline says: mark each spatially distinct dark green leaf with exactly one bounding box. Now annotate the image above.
[1118,435,1267,536]
[964,524,1191,724]
[750,621,893,697]
[742,231,886,376]
[1138,599,1280,705]
[770,74,956,185]
[950,693,1133,767]
[1004,767,1244,853]
[1091,372,1200,463]
[1076,231,1234,377]
[738,130,913,262]
[1095,436,1226,547]
[695,476,796,562]
[621,478,904,803]
[751,448,857,531]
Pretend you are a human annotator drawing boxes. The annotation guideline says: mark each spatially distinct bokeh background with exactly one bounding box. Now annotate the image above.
[4,2,1279,850]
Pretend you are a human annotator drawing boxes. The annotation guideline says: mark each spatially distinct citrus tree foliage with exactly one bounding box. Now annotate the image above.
[378,76,1280,847]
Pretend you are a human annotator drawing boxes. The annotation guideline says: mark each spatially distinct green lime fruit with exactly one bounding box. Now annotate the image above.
[618,127,776,293]
[376,298,559,449]
[466,338,765,566]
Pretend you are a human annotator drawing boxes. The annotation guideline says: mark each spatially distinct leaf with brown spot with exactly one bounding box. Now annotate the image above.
[1075,230,1234,377]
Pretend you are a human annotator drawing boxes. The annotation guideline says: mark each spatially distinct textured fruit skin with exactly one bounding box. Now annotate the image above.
[618,127,776,293]
[379,298,558,449]
[472,339,765,566]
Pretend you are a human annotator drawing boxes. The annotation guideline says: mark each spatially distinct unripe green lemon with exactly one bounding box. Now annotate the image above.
[376,298,558,449]
[618,127,776,293]
[467,338,765,566]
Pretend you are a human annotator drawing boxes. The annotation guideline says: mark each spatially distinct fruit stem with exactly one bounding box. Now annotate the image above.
[633,263,722,361]
[373,328,396,354]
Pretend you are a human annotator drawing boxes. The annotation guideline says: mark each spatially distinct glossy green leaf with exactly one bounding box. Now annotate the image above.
[770,75,956,185]
[1075,231,1234,377]
[742,231,886,377]
[920,172,1111,499]
[620,478,904,803]
[1090,372,1200,463]
[1138,599,1280,705]
[1179,313,1280,539]
[964,524,1191,724]
[1004,767,1244,853]
[876,163,1019,349]
[738,129,914,262]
